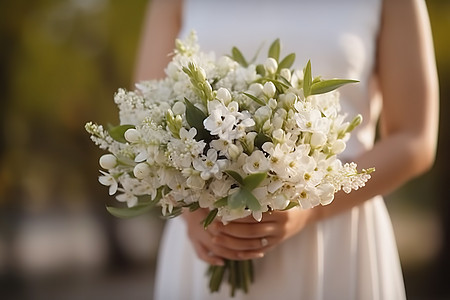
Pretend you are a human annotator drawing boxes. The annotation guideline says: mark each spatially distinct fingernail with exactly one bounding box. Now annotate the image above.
[238,252,264,259]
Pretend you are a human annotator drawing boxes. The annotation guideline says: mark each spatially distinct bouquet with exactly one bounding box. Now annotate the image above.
[86,31,374,296]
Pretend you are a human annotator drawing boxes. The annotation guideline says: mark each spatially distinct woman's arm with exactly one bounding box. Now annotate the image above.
[198,0,439,263]
[314,0,439,221]
[133,0,182,82]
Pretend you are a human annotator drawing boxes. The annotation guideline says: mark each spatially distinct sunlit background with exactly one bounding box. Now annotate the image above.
[0,1,449,299]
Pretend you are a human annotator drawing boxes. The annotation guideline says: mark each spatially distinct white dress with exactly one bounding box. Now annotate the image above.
[154,0,406,299]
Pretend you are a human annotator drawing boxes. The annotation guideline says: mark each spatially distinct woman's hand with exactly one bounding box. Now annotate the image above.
[183,207,317,265]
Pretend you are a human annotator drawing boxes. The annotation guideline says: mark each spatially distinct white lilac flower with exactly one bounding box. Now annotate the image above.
[193,149,227,180]
[182,168,205,190]
[209,178,234,198]
[297,186,321,209]
[295,108,331,134]
[116,191,138,208]
[160,194,178,216]
[98,171,118,195]
[167,128,206,169]
[243,150,269,174]
[204,100,237,140]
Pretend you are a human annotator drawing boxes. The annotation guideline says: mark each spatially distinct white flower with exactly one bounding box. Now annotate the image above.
[116,192,138,208]
[263,81,276,98]
[243,150,269,174]
[98,171,118,195]
[280,68,291,81]
[216,87,232,104]
[99,154,117,169]
[331,140,346,154]
[193,149,227,180]
[133,162,152,179]
[310,132,327,148]
[124,128,140,143]
[204,100,236,139]
[295,108,331,134]
[209,178,233,198]
[172,101,186,115]
[264,57,278,74]
[248,83,264,97]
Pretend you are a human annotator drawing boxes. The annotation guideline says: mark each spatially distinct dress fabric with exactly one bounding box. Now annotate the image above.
[154,0,406,299]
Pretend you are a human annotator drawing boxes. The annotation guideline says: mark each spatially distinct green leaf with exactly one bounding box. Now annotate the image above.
[303,60,312,98]
[107,124,135,143]
[184,98,211,142]
[224,170,244,185]
[256,64,266,76]
[240,188,262,211]
[282,201,299,210]
[228,189,246,209]
[277,75,293,88]
[231,47,248,67]
[278,53,296,70]
[268,79,289,93]
[268,39,280,62]
[254,132,272,149]
[188,201,200,212]
[214,196,229,208]
[203,208,218,229]
[243,92,265,106]
[105,186,167,218]
[310,79,359,95]
[242,173,267,191]
[106,202,153,218]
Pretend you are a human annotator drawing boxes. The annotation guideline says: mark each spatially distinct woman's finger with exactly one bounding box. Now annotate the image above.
[214,221,278,239]
[212,234,274,251]
[193,241,224,266]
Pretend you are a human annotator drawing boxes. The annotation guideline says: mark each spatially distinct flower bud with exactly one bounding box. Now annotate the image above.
[172,101,186,115]
[198,67,207,81]
[332,140,346,154]
[133,162,151,179]
[272,129,285,142]
[263,81,276,98]
[124,128,140,143]
[285,92,297,105]
[264,57,278,74]
[99,154,117,169]
[280,68,291,81]
[248,83,264,97]
[227,144,241,160]
[216,87,232,104]
[268,98,277,110]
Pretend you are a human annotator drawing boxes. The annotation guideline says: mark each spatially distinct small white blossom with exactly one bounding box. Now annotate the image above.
[98,171,118,195]
[99,154,117,169]
[264,57,278,74]
[263,81,276,98]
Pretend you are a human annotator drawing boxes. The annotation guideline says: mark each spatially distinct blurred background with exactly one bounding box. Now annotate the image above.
[0,0,449,299]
